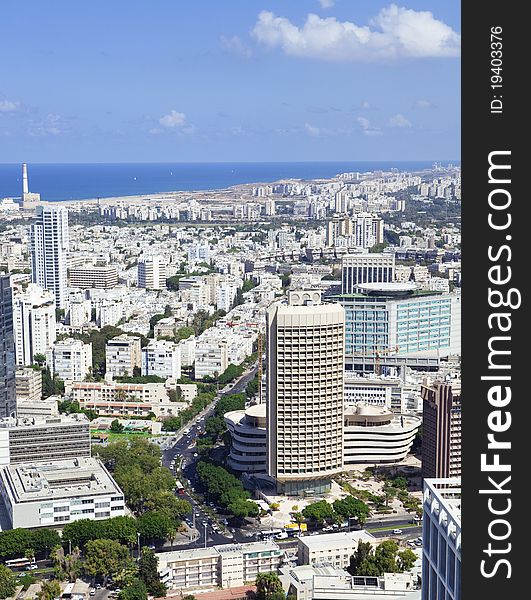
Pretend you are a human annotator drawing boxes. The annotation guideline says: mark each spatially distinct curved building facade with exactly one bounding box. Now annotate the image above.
[343,403,421,465]
[224,404,267,474]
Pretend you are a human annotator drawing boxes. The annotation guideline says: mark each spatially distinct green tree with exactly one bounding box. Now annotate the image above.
[332,496,371,526]
[397,548,418,572]
[302,500,335,524]
[119,579,148,600]
[138,548,166,597]
[175,326,194,341]
[215,393,246,417]
[52,546,82,582]
[218,363,244,384]
[84,539,134,586]
[228,499,260,520]
[137,512,175,542]
[36,579,61,600]
[30,528,62,557]
[0,564,17,600]
[391,476,409,490]
[110,419,124,433]
[205,415,226,441]
[245,377,259,399]
[0,528,32,560]
[143,492,191,521]
[33,353,46,366]
[255,572,285,600]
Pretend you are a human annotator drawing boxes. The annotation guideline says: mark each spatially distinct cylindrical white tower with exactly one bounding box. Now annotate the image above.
[267,290,345,496]
[22,163,29,195]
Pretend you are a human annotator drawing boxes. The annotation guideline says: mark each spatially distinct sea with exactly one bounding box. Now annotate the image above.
[0,161,455,202]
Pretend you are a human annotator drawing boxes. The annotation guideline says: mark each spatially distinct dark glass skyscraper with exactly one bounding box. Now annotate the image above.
[0,274,16,417]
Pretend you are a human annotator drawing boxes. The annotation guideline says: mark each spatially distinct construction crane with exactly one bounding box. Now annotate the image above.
[374,346,400,376]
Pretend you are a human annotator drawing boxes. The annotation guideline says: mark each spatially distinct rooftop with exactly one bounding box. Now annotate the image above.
[299,530,375,551]
[1,457,122,503]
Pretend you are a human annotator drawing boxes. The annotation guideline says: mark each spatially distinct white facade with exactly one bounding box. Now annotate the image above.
[30,205,69,309]
[68,380,180,418]
[422,479,461,600]
[341,253,395,294]
[343,404,421,465]
[0,457,125,529]
[141,340,181,379]
[298,531,376,570]
[267,291,345,495]
[46,338,93,381]
[178,336,196,366]
[158,541,283,592]
[138,256,166,290]
[105,335,142,377]
[13,284,56,366]
[216,282,237,312]
[194,339,228,379]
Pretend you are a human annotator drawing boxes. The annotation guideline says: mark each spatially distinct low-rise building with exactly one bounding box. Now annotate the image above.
[298,531,376,570]
[0,457,125,529]
[67,379,181,418]
[157,541,283,593]
[194,338,228,379]
[343,404,421,465]
[280,565,420,600]
[16,396,59,418]
[0,413,91,466]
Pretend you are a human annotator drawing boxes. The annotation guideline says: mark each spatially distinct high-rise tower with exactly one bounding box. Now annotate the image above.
[0,275,16,418]
[30,205,69,309]
[266,290,345,496]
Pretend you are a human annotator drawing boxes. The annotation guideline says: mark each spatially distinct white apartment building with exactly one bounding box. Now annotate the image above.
[178,336,196,367]
[105,335,142,377]
[157,540,283,592]
[141,340,181,379]
[14,367,42,403]
[13,284,56,366]
[0,457,125,529]
[267,291,345,496]
[16,397,59,418]
[422,479,461,600]
[68,379,180,418]
[216,282,238,312]
[138,256,166,290]
[46,338,92,381]
[30,205,69,309]
[66,299,92,327]
[96,300,124,327]
[298,531,376,570]
[194,338,229,379]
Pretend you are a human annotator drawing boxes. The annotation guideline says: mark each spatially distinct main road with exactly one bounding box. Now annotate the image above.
[161,364,258,549]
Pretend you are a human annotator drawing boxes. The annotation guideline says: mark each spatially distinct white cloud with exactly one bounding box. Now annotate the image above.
[318,0,335,8]
[220,35,252,58]
[149,128,162,135]
[388,113,412,128]
[415,99,436,109]
[305,123,321,136]
[357,116,382,136]
[159,110,187,128]
[0,100,21,113]
[28,113,62,136]
[251,4,460,61]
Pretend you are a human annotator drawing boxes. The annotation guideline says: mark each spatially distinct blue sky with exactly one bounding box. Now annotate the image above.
[0,1,460,163]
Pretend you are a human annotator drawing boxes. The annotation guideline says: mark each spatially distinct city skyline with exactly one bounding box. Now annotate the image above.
[0,1,460,163]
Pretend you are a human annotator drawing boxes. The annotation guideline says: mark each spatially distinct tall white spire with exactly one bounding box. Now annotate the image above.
[22,163,29,195]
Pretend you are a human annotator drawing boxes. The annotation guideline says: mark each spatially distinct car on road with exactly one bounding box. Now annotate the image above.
[193,453,198,457]
[25,564,38,570]
[392,529,403,535]
[89,589,96,596]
